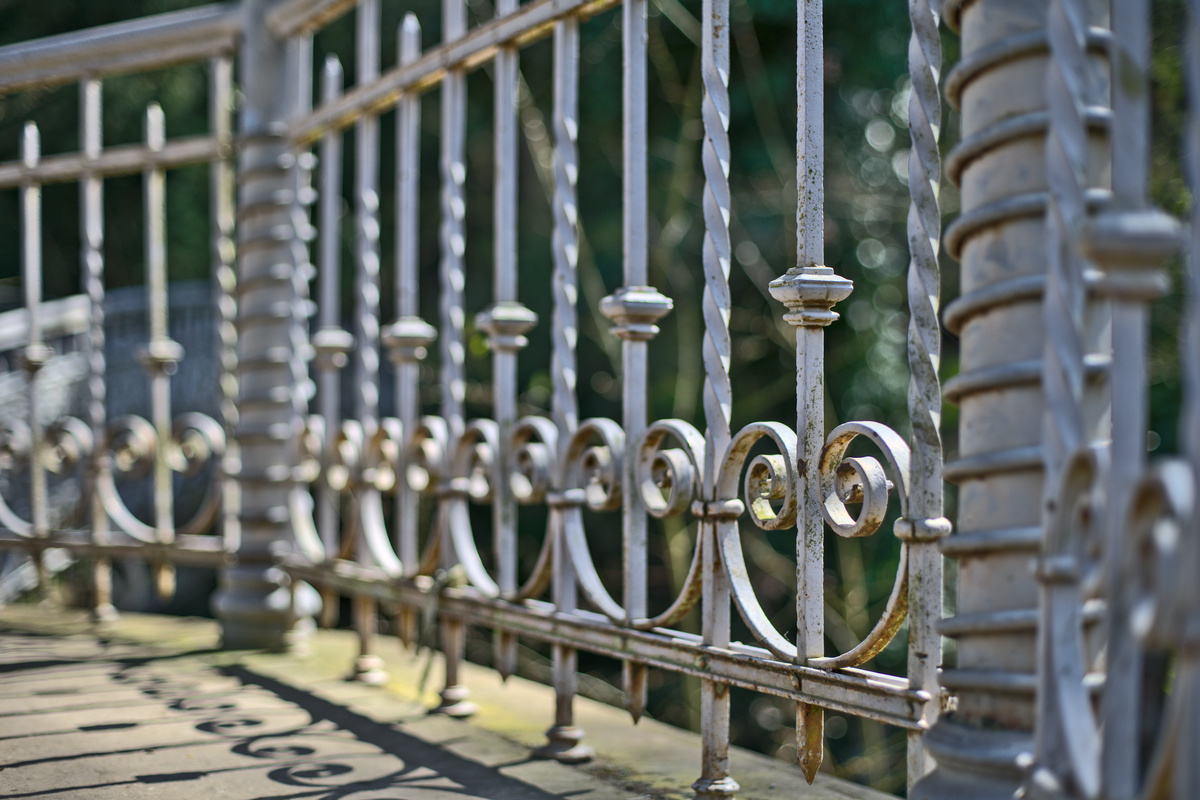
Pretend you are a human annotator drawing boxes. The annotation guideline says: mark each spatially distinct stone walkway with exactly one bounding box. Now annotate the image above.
[0,609,889,800]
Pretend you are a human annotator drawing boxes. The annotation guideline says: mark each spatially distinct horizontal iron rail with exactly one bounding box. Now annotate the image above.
[290,0,620,147]
[0,294,89,353]
[282,557,928,730]
[0,4,240,96]
[0,135,223,189]
[267,0,360,37]
[0,532,230,568]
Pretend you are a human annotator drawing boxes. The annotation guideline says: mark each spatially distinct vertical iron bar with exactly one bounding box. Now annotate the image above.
[81,78,116,622]
[1092,2,1179,796]
[387,15,433,649]
[143,103,180,600]
[21,122,49,590]
[694,0,736,795]
[1102,5,1150,798]
[902,0,948,787]
[317,54,344,562]
[782,0,850,782]
[353,0,386,685]
[435,0,476,718]
[480,0,538,681]
[392,16,430,579]
[314,55,351,628]
[210,55,240,561]
[599,0,673,724]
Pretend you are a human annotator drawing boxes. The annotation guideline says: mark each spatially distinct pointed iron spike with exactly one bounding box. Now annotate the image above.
[398,605,417,650]
[496,631,516,681]
[797,702,823,784]
[319,586,338,628]
[623,661,647,724]
[153,562,176,602]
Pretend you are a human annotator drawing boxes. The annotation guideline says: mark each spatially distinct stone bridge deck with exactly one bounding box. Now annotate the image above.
[0,608,886,800]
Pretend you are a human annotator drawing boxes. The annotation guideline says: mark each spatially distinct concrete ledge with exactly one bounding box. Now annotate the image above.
[0,608,893,800]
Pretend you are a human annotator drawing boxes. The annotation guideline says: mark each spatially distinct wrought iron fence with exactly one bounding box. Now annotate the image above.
[1,0,1198,798]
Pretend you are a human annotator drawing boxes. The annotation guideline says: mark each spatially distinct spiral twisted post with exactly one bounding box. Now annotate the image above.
[349,0,388,686]
[902,0,949,785]
[210,55,239,576]
[80,77,117,622]
[1041,0,1093,480]
[532,18,593,765]
[213,0,321,651]
[693,0,736,796]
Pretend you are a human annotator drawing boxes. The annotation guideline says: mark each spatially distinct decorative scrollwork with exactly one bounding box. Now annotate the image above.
[559,418,626,621]
[0,421,33,535]
[44,416,94,476]
[819,421,909,538]
[452,419,498,504]
[108,414,157,480]
[716,421,799,659]
[405,416,448,494]
[170,412,225,538]
[561,418,624,514]
[0,421,31,472]
[510,417,558,505]
[638,420,705,519]
[327,420,363,493]
[95,412,227,543]
[810,421,912,670]
[169,413,223,479]
[630,419,705,630]
[363,417,403,492]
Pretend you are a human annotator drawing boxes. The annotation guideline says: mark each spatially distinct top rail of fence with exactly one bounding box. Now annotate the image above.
[0,4,241,96]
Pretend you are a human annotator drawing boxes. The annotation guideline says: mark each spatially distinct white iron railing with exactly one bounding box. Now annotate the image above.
[0,0,1198,798]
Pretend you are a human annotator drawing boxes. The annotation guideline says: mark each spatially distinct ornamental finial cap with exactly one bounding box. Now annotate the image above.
[768,266,853,328]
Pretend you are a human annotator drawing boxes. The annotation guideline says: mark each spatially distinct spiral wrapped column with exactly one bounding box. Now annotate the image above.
[213,0,320,651]
[914,1,1110,796]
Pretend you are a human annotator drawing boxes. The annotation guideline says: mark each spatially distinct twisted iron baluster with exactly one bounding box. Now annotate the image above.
[1030,0,1104,794]
[693,0,736,796]
[533,17,592,764]
[1042,0,1092,474]
[479,0,538,681]
[210,55,239,565]
[352,0,387,686]
[81,78,116,622]
[902,0,949,785]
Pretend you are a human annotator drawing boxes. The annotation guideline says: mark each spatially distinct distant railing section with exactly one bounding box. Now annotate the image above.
[0,7,238,619]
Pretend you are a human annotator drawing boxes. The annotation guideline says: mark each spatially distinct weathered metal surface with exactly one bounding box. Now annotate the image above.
[9,0,1200,797]
[0,4,240,96]
[266,0,358,38]
[288,0,623,147]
